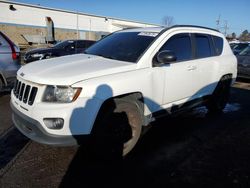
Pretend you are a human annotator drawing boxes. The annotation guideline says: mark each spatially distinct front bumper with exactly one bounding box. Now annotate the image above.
[11,102,78,146]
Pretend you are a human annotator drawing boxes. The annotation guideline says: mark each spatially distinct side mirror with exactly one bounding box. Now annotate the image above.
[156,50,177,64]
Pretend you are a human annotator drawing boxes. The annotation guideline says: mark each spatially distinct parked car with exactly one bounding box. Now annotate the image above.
[231,42,250,55]
[229,40,240,49]
[11,26,237,157]
[236,46,250,79]
[0,31,21,92]
[24,39,96,63]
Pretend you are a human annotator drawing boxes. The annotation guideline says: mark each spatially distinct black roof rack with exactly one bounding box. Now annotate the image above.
[121,25,219,34]
[164,25,219,32]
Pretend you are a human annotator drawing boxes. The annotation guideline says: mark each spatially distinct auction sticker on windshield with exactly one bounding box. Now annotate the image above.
[138,32,158,37]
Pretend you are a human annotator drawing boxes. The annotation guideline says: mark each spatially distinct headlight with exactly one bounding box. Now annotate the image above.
[43,85,82,103]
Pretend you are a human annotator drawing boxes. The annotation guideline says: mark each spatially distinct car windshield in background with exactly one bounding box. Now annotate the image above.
[233,43,249,50]
[85,32,158,63]
[239,46,250,56]
[53,40,73,49]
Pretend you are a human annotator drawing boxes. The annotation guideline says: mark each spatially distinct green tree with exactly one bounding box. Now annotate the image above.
[232,32,237,39]
[239,30,250,41]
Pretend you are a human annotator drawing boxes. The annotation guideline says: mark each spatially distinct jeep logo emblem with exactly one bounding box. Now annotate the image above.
[20,72,25,77]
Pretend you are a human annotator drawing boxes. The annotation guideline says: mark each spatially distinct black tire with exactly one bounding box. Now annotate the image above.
[206,75,232,113]
[91,99,142,158]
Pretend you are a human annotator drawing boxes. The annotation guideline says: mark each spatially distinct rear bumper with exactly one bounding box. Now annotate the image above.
[10,101,78,146]
[237,67,250,79]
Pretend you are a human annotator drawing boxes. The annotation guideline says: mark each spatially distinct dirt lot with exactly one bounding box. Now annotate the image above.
[0,80,250,188]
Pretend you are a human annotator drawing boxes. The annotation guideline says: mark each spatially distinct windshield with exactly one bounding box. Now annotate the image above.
[239,46,250,56]
[85,31,158,63]
[233,43,249,50]
[53,40,74,49]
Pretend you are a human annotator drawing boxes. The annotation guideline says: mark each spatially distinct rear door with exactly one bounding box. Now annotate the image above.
[191,33,218,97]
[0,32,12,65]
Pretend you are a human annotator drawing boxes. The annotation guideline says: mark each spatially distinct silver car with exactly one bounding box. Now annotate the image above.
[237,45,250,79]
[0,31,21,92]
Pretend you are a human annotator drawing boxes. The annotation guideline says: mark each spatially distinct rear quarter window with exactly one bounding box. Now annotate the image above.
[212,36,223,55]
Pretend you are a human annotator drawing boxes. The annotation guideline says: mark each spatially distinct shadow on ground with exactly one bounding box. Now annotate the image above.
[60,87,250,188]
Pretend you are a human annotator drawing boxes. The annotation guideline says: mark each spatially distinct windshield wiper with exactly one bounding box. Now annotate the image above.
[83,52,115,60]
[95,54,115,60]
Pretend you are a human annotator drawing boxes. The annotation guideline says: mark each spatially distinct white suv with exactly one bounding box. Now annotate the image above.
[11,26,237,156]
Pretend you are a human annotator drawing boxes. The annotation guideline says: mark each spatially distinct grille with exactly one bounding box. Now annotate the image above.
[13,79,38,105]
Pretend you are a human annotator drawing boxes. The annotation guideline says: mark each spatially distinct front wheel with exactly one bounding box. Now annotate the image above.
[92,99,143,158]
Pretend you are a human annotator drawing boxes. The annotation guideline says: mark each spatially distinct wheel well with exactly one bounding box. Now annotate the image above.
[221,74,233,81]
[113,92,144,110]
[91,92,145,134]
[212,73,233,95]
[219,74,233,86]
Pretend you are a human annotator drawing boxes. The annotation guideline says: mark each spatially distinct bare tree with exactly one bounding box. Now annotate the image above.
[162,16,174,27]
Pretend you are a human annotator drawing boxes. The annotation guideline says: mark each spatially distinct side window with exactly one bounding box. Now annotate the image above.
[85,41,95,48]
[195,34,212,58]
[76,41,85,48]
[212,36,223,55]
[65,43,76,51]
[159,33,192,62]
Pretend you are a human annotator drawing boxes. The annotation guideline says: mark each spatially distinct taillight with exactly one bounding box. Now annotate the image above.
[9,43,18,60]
[12,51,18,60]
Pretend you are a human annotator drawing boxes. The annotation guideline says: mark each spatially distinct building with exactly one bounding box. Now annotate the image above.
[0,1,159,48]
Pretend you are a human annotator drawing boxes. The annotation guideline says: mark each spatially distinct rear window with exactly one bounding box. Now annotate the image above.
[76,40,95,49]
[212,36,223,55]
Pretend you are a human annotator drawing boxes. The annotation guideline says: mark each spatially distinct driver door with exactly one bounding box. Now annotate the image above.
[154,33,198,106]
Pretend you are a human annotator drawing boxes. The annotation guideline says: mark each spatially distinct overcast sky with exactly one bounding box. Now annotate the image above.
[11,0,250,36]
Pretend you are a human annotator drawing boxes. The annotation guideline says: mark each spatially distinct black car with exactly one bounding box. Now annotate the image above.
[232,42,249,55]
[24,39,96,63]
[236,46,250,79]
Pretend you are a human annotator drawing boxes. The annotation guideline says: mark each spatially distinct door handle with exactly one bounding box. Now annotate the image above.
[187,65,197,71]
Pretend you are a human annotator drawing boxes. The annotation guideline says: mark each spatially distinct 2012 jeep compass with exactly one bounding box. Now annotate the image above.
[10,25,237,156]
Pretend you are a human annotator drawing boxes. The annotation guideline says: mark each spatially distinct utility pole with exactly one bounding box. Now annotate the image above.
[223,20,229,36]
[216,14,221,31]
[76,11,79,39]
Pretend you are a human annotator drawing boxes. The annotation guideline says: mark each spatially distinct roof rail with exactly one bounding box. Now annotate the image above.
[165,25,219,32]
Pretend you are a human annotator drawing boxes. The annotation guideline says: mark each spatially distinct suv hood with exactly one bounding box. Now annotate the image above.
[18,54,136,85]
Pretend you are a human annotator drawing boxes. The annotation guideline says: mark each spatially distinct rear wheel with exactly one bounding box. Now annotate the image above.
[206,75,232,113]
[92,99,142,158]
